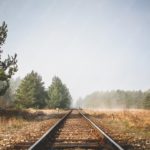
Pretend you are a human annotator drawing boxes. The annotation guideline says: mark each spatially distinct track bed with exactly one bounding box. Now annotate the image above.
[47,110,102,149]
[29,110,123,150]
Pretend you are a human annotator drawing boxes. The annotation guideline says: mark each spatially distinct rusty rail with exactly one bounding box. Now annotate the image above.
[28,110,72,150]
[79,110,124,150]
[28,109,124,150]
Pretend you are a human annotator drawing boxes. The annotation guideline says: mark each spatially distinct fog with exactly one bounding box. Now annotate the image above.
[75,90,146,109]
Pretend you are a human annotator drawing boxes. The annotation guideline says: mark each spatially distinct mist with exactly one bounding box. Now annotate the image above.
[75,90,148,109]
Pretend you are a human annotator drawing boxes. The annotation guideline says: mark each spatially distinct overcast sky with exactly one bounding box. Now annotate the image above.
[0,0,150,100]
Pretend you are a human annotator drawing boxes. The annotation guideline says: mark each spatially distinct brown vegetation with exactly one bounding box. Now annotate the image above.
[84,109,150,149]
[0,109,67,149]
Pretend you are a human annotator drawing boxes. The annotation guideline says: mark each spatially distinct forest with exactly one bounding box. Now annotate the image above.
[0,74,72,109]
[76,90,150,109]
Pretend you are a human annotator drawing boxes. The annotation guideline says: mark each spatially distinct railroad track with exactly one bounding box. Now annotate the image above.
[29,110,124,150]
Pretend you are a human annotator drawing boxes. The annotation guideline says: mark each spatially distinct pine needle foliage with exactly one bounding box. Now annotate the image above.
[48,76,71,108]
[15,71,46,108]
[0,22,18,95]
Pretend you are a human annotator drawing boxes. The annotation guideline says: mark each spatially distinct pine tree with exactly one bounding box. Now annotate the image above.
[0,22,18,95]
[48,76,71,108]
[15,71,46,108]
[143,93,150,109]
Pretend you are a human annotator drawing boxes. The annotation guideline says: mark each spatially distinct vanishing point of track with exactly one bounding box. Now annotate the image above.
[29,109,124,150]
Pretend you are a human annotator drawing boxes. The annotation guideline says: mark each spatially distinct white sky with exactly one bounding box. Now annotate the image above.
[0,0,150,100]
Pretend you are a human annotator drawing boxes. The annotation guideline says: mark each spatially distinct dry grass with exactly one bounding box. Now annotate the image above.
[0,117,28,131]
[85,109,150,132]
[84,109,150,149]
[0,108,67,149]
[0,108,66,132]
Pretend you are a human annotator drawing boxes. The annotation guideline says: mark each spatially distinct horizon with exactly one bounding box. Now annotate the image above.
[1,0,150,100]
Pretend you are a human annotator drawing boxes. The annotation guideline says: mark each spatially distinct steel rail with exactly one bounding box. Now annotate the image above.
[79,111,124,150]
[28,110,72,150]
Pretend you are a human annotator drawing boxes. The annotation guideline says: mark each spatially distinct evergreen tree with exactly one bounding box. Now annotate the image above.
[48,76,71,108]
[0,22,18,95]
[81,90,145,109]
[0,78,21,108]
[143,92,150,109]
[15,71,46,108]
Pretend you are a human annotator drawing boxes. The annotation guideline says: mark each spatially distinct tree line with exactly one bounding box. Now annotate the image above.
[76,90,150,109]
[0,71,72,109]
